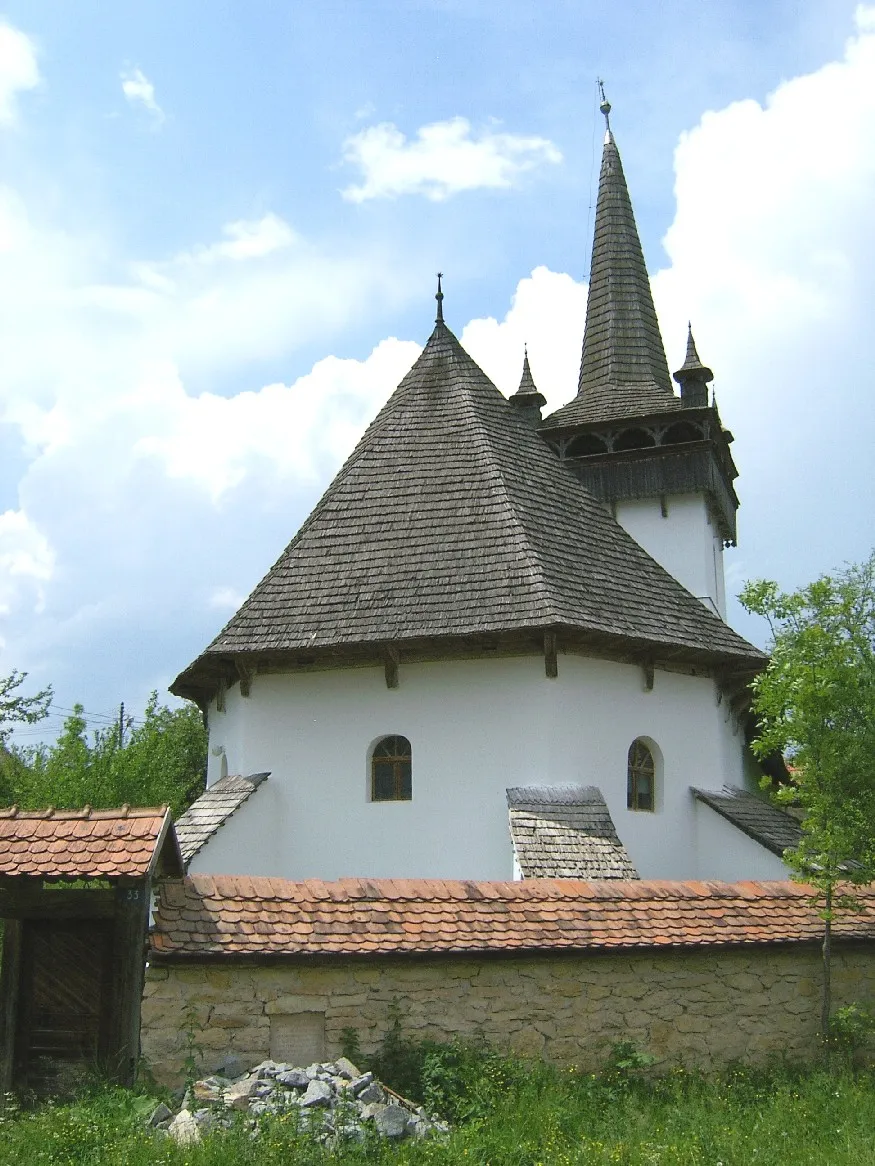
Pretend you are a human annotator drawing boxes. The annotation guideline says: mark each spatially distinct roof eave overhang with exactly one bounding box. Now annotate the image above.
[146,934,862,966]
[148,808,185,879]
[171,624,766,706]
[540,401,709,436]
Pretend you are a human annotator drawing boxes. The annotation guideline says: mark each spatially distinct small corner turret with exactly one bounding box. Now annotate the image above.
[674,324,713,409]
[509,345,547,425]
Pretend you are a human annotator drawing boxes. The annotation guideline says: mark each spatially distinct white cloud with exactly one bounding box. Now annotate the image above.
[650,4,875,436]
[341,116,562,202]
[0,21,39,126]
[196,214,298,262]
[0,510,54,620]
[209,586,245,610]
[2,5,875,719]
[460,266,585,411]
[131,337,421,500]
[120,67,164,125]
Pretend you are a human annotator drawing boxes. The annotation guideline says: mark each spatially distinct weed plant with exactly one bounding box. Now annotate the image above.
[1,1050,874,1165]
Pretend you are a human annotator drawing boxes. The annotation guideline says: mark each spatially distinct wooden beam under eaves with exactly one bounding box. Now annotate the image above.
[384,646,400,689]
[544,631,558,679]
[235,661,254,697]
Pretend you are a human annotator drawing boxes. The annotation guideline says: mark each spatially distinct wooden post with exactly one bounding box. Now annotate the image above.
[0,919,22,1092]
[109,883,151,1086]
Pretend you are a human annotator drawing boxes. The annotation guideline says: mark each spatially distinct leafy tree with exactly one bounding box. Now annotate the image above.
[740,552,875,1036]
[9,693,207,818]
[0,670,52,802]
[0,669,52,747]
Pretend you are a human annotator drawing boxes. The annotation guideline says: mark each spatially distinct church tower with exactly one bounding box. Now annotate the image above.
[539,94,738,618]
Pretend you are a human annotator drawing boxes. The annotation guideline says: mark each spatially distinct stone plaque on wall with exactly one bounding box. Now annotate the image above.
[269,1012,326,1065]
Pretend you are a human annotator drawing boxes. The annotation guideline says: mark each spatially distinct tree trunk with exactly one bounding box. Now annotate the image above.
[821,885,833,1043]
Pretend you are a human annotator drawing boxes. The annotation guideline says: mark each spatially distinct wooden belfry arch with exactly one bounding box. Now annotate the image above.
[0,806,182,1096]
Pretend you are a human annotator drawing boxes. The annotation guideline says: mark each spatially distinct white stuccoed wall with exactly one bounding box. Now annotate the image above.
[193,652,770,882]
[615,494,727,618]
[690,800,788,881]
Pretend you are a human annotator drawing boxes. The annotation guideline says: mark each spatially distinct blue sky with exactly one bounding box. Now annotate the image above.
[1,0,873,742]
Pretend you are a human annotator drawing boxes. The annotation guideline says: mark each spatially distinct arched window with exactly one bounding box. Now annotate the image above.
[371,735,412,802]
[565,433,608,458]
[627,740,655,811]
[662,421,702,446]
[614,428,656,452]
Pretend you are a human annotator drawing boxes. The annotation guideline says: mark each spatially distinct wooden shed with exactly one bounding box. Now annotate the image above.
[0,805,182,1096]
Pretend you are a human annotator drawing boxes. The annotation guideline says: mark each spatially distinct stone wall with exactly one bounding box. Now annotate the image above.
[141,944,875,1085]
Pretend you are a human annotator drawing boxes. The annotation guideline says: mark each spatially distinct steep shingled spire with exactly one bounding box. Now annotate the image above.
[574,103,673,417]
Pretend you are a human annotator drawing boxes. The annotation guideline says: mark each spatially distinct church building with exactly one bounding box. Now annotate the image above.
[172,102,799,884]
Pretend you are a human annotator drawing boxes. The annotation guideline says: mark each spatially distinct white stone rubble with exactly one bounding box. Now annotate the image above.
[151,1057,447,1145]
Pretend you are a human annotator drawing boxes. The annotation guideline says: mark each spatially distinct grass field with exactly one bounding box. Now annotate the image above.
[2,1051,874,1166]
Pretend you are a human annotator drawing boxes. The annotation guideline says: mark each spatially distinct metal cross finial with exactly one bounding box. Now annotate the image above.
[597,78,612,137]
[435,272,444,324]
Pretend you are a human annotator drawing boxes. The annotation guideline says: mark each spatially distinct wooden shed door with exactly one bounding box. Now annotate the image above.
[15,919,114,1096]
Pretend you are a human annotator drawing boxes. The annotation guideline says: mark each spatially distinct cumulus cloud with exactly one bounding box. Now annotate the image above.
[132,338,421,500]
[460,266,585,410]
[209,586,246,610]
[0,21,39,126]
[648,3,875,589]
[192,214,298,262]
[0,510,54,622]
[2,6,875,716]
[120,67,164,125]
[341,116,562,202]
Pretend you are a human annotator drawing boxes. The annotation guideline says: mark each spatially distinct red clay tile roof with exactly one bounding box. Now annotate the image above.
[0,805,183,879]
[150,876,875,960]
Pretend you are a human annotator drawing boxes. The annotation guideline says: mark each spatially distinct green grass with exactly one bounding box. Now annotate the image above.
[2,1060,874,1166]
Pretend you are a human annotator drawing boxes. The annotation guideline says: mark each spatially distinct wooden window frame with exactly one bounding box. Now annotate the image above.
[370,735,412,802]
[627,739,656,812]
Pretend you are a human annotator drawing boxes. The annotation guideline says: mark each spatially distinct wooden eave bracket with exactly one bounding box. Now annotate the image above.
[641,657,655,692]
[384,645,400,689]
[544,631,558,679]
[235,660,255,698]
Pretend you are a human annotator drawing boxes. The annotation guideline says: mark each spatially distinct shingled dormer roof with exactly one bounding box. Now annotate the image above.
[173,318,763,701]
[175,773,269,866]
[507,785,638,879]
[542,130,680,429]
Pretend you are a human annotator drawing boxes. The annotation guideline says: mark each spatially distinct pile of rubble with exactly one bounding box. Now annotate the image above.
[148,1056,448,1146]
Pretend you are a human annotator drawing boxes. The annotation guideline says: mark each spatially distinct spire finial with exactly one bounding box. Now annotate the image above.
[435,272,444,324]
[597,78,612,140]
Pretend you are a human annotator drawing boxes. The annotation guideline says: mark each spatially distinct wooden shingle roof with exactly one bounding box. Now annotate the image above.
[693,787,803,859]
[173,319,763,700]
[542,132,680,430]
[507,785,638,879]
[149,876,875,960]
